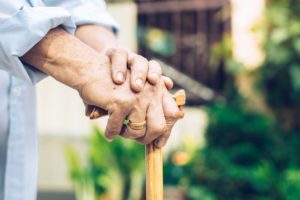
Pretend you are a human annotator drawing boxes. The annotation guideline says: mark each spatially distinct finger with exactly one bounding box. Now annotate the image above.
[136,101,166,145]
[121,104,147,139]
[162,76,174,90]
[106,48,128,85]
[128,55,149,92]
[155,91,180,148]
[147,60,162,85]
[105,109,127,141]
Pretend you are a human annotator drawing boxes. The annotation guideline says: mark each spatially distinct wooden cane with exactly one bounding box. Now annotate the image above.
[86,90,186,200]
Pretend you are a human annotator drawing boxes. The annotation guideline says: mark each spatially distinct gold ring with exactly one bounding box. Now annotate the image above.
[123,120,146,130]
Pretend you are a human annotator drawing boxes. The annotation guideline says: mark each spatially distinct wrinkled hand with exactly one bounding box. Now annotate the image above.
[85,47,174,117]
[74,25,180,147]
[20,27,180,148]
[79,53,181,148]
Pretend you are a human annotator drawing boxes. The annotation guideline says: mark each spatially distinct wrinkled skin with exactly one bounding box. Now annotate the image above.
[78,51,180,147]
[75,25,180,147]
[22,27,180,148]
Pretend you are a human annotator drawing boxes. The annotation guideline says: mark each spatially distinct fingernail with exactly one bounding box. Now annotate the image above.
[150,73,159,83]
[107,136,115,142]
[106,133,116,142]
[156,138,166,148]
[135,78,143,89]
[116,72,124,83]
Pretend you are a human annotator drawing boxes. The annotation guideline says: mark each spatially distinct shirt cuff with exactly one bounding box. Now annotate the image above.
[0,5,76,84]
[69,3,119,34]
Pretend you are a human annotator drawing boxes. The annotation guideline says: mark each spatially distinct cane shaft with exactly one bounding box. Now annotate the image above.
[146,144,163,200]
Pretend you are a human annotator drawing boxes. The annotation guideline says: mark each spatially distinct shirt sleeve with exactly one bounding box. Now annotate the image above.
[0,0,76,84]
[43,0,119,34]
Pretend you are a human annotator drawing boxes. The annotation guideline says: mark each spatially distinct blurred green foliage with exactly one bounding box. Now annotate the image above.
[190,102,288,200]
[256,0,300,129]
[163,0,300,199]
[164,101,300,200]
[65,127,145,200]
[138,27,176,57]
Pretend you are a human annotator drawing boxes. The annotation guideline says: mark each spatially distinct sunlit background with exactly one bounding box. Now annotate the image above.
[36,0,300,199]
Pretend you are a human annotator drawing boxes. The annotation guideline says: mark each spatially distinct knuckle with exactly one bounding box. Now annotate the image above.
[105,129,117,138]
[149,60,161,70]
[134,55,148,63]
[106,48,116,57]
[135,138,146,145]
[136,137,150,145]
[109,48,127,58]
[144,83,160,97]
[118,48,127,55]
[167,109,179,120]
[145,81,157,90]
[117,97,132,110]
[114,49,126,57]
[99,55,110,65]
[163,76,173,85]
[107,122,120,134]
[134,70,147,78]
[144,139,153,145]
[151,123,166,136]
[132,65,147,74]
[149,60,158,65]
[125,129,145,139]
[164,132,171,139]
[108,96,133,115]
[109,48,118,55]
[112,51,127,62]
[165,118,176,129]
[114,61,126,69]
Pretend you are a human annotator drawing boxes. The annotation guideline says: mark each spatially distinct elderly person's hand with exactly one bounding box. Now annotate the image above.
[84,53,174,119]
[75,24,180,147]
[75,24,174,92]
[21,27,181,147]
[75,24,174,118]
[80,69,180,147]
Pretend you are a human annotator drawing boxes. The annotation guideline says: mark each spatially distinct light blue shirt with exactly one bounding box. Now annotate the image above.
[0,0,118,199]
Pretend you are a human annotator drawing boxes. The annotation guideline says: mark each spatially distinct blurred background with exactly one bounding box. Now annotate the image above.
[36,0,300,199]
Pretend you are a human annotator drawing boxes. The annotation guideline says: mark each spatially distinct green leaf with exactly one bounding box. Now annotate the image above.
[289,65,300,91]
